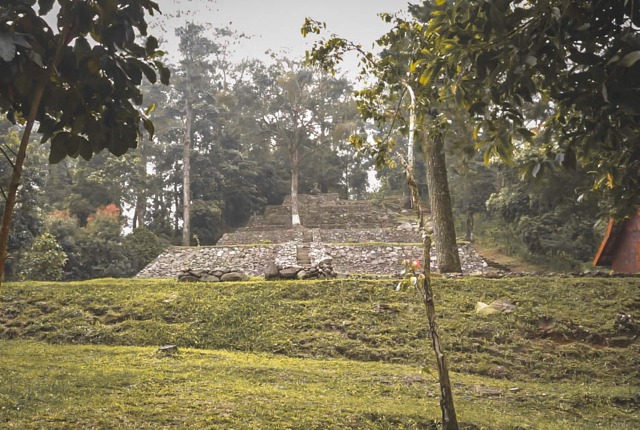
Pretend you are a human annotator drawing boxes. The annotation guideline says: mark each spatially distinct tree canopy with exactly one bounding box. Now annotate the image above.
[0,0,169,282]
[405,0,640,217]
[0,0,169,161]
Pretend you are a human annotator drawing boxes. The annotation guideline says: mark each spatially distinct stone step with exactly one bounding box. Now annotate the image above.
[296,246,312,266]
[484,259,512,272]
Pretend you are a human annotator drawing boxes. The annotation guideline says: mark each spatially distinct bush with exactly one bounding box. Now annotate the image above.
[122,228,167,274]
[18,233,67,281]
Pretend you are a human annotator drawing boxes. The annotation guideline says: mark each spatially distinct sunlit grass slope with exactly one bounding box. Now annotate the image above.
[0,277,638,428]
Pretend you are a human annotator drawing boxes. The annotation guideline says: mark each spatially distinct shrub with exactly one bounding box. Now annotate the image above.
[18,233,67,281]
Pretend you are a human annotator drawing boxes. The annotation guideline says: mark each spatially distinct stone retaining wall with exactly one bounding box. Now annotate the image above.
[137,246,277,278]
[137,242,489,279]
[217,227,422,246]
[314,228,422,244]
[328,243,488,275]
[217,229,301,246]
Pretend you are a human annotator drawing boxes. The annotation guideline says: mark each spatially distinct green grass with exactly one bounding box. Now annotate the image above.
[0,277,638,428]
[1,341,637,429]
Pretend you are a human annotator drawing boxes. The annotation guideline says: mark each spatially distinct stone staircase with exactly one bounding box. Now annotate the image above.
[296,230,314,267]
[242,193,399,231]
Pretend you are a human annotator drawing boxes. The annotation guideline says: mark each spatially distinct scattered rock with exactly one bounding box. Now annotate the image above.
[157,345,178,356]
[178,268,249,283]
[138,229,502,279]
[279,267,301,279]
[476,299,516,315]
[220,271,249,282]
[265,262,279,280]
[397,222,413,231]
[614,313,637,333]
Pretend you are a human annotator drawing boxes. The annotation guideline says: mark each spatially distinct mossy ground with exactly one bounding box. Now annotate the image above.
[0,277,638,428]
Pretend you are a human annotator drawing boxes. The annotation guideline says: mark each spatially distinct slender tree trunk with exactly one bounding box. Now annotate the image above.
[290,147,301,226]
[419,235,459,429]
[465,209,474,242]
[0,26,70,285]
[133,193,146,229]
[403,157,459,430]
[182,95,193,246]
[133,140,148,229]
[421,127,461,273]
[0,79,47,284]
[403,82,416,210]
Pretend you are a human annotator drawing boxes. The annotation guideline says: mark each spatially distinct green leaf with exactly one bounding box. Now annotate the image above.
[0,34,17,62]
[136,59,157,84]
[516,127,535,143]
[483,148,492,166]
[469,102,487,115]
[49,132,70,164]
[74,37,92,54]
[68,135,90,159]
[145,36,159,55]
[619,51,640,67]
[155,61,170,85]
[145,103,156,115]
[66,135,81,158]
[142,117,154,139]
[602,83,609,103]
[79,138,93,161]
[435,0,447,5]
[418,71,430,86]
[409,59,423,72]
[37,0,55,16]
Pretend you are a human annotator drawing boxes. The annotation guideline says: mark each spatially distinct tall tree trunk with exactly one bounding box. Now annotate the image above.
[181,95,193,246]
[421,127,462,273]
[133,192,146,229]
[290,147,301,226]
[133,139,148,229]
[403,157,459,430]
[465,208,474,242]
[173,174,181,234]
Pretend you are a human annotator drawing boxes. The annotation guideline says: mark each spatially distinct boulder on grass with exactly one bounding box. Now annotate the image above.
[220,271,249,282]
[265,262,279,280]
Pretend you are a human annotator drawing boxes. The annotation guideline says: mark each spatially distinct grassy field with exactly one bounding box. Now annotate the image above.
[0,277,638,428]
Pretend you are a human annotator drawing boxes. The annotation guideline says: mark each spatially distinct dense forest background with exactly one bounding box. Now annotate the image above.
[0,19,604,282]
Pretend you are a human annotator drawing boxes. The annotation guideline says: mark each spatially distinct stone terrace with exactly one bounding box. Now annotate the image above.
[137,194,492,279]
[241,193,398,231]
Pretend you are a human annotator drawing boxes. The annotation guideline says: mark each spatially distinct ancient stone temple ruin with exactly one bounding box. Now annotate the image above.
[137,193,490,280]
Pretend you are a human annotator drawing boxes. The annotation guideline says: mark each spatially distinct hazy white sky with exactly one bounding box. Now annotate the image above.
[152,0,408,71]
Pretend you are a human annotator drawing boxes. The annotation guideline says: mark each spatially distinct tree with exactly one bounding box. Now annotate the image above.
[173,22,216,245]
[407,0,640,218]
[303,17,463,271]
[260,58,360,226]
[303,18,462,429]
[0,0,169,283]
[44,205,139,280]
[0,123,48,279]
[18,232,67,281]
[122,227,167,273]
